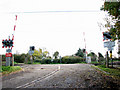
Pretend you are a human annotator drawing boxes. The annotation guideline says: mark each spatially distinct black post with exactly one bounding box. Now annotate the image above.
[106,51,109,68]
[110,51,113,67]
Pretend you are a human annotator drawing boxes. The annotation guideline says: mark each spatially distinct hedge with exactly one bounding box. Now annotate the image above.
[34,56,84,64]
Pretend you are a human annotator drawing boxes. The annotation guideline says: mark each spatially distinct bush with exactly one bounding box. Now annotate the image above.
[14,54,27,63]
[41,58,51,64]
[34,59,42,63]
[33,56,85,64]
[62,56,84,64]
[2,55,5,60]
[52,59,60,64]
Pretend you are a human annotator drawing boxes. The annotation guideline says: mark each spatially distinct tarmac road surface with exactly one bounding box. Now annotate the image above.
[2,64,120,89]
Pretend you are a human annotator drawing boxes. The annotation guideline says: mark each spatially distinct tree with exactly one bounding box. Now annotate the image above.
[101,2,120,19]
[39,48,42,54]
[33,48,43,59]
[98,52,104,58]
[33,49,40,57]
[53,51,59,59]
[87,52,96,57]
[43,51,49,58]
[75,48,84,57]
[87,52,97,61]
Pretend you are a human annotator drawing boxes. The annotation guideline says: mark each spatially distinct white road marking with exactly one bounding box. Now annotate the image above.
[16,65,60,88]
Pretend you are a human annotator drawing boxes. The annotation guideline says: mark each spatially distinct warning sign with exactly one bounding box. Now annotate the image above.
[6,53,12,57]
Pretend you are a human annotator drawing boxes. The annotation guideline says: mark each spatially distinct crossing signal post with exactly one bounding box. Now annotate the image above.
[2,39,14,66]
[2,15,17,66]
[102,32,115,68]
[28,46,35,64]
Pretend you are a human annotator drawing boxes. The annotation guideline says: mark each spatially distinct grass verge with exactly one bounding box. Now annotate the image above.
[93,65,120,79]
[2,66,22,75]
[90,61,99,64]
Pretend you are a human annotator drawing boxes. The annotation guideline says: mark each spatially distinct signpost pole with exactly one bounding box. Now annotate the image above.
[6,49,12,66]
[106,51,109,68]
[6,57,10,66]
[30,55,33,64]
[110,51,113,67]
[12,55,14,66]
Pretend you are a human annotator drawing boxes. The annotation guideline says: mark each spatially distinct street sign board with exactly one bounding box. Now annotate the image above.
[104,41,115,48]
[29,50,34,55]
[6,53,12,57]
[6,49,12,53]
[108,47,114,51]
[86,56,91,63]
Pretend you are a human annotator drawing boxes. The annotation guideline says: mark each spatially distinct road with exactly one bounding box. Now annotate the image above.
[2,64,120,89]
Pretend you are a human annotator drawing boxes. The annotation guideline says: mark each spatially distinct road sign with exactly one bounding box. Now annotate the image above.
[6,53,12,57]
[108,47,114,51]
[6,49,12,53]
[29,50,34,55]
[104,41,115,48]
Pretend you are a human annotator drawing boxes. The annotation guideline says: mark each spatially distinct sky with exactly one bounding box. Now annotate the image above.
[0,0,119,57]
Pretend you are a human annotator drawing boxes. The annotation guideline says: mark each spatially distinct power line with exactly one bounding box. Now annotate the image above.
[9,10,101,14]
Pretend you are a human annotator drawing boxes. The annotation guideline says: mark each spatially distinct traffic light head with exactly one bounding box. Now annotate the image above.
[2,39,14,48]
[30,46,35,51]
[2,39,8,48]
[2,40,5,48]
[103,32,112,41]
[10,40,13,47]
[6,40,10,47]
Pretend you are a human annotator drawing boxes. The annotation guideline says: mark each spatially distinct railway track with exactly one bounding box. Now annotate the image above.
[16,65,60,88]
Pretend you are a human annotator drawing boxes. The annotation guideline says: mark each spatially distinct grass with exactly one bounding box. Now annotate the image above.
[75,62,87,64]
[90,61,99,64]
[95,65,120,78]
[14,61,24,64]
[109,59,120,63]
[32,62,41,64]
[27,61,87,64]
[2,66,22,75]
